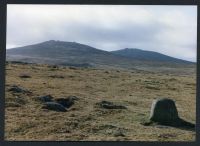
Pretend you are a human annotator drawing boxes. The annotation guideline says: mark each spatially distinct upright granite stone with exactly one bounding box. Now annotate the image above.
[149,98,179,125]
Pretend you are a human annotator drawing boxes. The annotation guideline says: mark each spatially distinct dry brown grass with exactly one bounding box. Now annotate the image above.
[5,63,196,141]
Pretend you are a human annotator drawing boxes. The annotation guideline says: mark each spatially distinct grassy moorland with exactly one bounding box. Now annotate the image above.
[5,62,196,141]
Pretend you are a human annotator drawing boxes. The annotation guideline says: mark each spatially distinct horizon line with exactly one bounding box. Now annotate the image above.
[6,40,197,63]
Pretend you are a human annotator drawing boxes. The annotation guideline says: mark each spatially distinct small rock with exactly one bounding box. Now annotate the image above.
[114,130,125,137]
[8,85,31,94]
[55,96,78,108]
[19,73,31,78]
[52,65,59,68]
[36,95,53,102]
[49,75,64,79]
[97,100,127,109]
[42,102,67,112]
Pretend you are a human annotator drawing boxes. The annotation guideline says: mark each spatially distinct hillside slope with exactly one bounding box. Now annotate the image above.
[111,48,193,64]
[6,40,194,70]
[7,40,136,68]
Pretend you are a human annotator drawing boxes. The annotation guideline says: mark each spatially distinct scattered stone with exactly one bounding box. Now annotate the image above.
[8,85,31,94]
[68,75,75,78]
[52,65,59,69]
[36,95,53,102]
[49,75,64,79]
[168,87,176,91]
[97,100,127,109]
[158,133,177,139]
[42,102,67,112]
[169,78,177,81]
[19,73,31,78]
[145,85,160,90]
[100,124,117,129]
[48,65,59,71]
[55,96,78,108]
[114,130,125,137]
[135,79,141,82]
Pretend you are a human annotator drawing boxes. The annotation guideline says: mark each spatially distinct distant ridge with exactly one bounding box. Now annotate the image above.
[6,40,134,68]
[6,40,194,70]
[111,48,193,64]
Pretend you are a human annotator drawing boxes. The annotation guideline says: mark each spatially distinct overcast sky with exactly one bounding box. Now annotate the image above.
[7,5,197,62]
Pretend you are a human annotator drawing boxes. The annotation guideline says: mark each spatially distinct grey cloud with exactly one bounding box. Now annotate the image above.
[7,5,197,62]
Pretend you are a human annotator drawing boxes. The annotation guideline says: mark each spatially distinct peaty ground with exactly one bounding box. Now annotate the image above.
[5,62,196,141]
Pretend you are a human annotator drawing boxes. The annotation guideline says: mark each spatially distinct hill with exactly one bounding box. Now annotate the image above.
[111,48,193,64]
[6,40,195,72]
[7,40,135,68]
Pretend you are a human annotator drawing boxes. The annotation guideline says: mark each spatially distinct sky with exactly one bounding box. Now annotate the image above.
[7,5,197,62]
